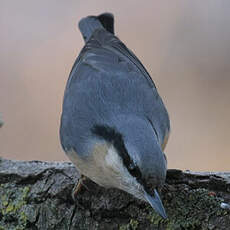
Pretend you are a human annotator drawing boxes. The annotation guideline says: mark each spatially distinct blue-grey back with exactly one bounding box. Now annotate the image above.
[60,29,170,156]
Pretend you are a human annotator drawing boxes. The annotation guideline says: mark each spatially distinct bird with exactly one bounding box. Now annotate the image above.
[60,13,170,219]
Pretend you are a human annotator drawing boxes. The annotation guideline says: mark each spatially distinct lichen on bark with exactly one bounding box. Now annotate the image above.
[0,159,229,229]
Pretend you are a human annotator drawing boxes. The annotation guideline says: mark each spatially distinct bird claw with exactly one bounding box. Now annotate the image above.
[72,175,88,201]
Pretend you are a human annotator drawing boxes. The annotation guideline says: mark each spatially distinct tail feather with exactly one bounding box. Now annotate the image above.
[98,13,114,34]
[78,13,114,43]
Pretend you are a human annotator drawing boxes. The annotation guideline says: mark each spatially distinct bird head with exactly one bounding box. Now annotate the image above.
[92,115,167,218]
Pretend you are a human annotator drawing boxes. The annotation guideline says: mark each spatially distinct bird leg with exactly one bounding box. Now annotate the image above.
[72,175,87,201]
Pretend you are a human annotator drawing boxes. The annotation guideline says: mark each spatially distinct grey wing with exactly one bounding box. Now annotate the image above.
[60,29,170,155]
[93,30,170,148]
[60,41,126,155]
[90,30,156,89]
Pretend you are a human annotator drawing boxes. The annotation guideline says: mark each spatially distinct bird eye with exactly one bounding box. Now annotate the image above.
[129,163,135,170]
[129,165,141,177]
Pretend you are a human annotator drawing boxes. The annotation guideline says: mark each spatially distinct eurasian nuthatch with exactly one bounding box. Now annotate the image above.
[60,13,170,219]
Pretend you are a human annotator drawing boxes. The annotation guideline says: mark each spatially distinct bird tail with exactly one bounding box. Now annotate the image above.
[79,13,114,43]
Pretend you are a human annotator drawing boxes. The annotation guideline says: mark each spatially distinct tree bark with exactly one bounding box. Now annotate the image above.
[0,158,229,230]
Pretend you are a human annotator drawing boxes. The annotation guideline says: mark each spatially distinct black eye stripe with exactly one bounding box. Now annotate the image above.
[91,125,143,184]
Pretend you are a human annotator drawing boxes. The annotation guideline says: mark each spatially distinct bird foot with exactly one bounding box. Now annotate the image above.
[72,175,88,201]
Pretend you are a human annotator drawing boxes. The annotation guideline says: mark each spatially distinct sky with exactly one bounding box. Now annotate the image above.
[0,0,230,171]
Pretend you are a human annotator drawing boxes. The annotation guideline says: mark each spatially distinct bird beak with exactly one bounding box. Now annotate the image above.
[144,189,167,219]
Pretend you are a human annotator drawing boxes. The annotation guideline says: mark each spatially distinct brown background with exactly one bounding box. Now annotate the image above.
[0,1,230,171]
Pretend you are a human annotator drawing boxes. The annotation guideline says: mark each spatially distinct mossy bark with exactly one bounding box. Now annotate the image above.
[0,158,229,230]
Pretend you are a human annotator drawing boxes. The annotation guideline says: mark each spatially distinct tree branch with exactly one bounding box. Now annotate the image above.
[0,158,229,229]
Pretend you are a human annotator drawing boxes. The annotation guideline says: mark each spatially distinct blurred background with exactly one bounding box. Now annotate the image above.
[0,0,229,171]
